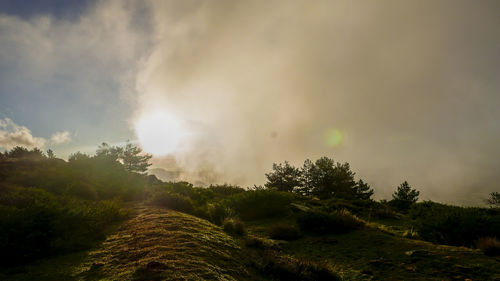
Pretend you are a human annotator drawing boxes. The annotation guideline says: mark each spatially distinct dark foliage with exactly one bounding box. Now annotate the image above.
[485,192,500,207]
[265,161,302,192]
[222,218,246,236]
[353,179,374,200]
[268,224,301,241]
[390,181,419,212]
[297,210,363,234]
[150,191,194,213]
[228,190,292,221]
[410,201,500,247]
[0,187,125,266]
[476,237,500,256]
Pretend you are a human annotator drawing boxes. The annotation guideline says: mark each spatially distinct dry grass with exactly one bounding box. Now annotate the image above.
[476,237,500,256]
[76,206,252,280]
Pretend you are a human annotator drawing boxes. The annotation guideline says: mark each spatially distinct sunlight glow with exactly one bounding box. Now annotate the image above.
[135,111,185,156]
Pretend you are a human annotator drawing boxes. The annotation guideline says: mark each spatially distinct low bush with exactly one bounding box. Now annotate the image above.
[475,237,500,256]
[228,190,292,221]
[297,209,364,234]
[268,224,301,241]
[0,188,125,266]
[150,191,194,213]
[208,184,245,196]
[245,236,267,249]
[409,201,500,247]
[260,251,341,281]
[222,218,246,236]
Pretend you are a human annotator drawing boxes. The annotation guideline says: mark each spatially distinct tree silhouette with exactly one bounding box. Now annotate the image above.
[122,141,152,173]
[310,157,356,199]
[95,141,152,173]
[298,159,314,195]
[391,181,419,211]
[265,161,302,192]
[485,192,500,207]
[353,179,374,200]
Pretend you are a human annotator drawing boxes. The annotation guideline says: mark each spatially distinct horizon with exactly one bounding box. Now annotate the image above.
[1,0,500,205]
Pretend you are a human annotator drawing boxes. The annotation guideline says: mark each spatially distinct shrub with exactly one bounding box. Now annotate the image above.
[476,237,500,256]
[0,188,126,266]
[245,236,267,249]
[208,184,245,196]
[222,218,246,236]
[150,191,194,213]
[297,209,364,234]
[268,224,301,241]
[410,201,500,247]
[260,251,341,281]
[228,190,292,221]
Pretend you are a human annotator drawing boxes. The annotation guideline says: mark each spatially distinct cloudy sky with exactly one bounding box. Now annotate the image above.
[1,0,499,204]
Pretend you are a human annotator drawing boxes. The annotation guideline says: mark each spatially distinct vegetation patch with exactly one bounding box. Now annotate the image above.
[77,206,253,280]
[228,190,292,221]
[297,209,364,234]
[222,218,246,236]
[476,237,500,256]
[268,224,301,241]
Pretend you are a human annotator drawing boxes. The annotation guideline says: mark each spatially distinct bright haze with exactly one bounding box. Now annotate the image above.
[1,0,499,204]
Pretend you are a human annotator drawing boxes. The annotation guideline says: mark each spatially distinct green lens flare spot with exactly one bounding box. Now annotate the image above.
[325,129,343,147]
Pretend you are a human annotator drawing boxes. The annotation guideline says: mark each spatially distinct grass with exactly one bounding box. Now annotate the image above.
[75,206,254,280]
[243,212,500,280]
[3,203,500,280]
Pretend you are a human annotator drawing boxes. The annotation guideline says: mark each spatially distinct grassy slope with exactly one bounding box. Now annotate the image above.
[246,216,500,280]
[1,206,260,281]
[3,205,500,280]
[75,206,255,280]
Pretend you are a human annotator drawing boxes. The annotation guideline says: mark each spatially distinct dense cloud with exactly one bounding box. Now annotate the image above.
[1,0,499,204]
[135,0,500,204]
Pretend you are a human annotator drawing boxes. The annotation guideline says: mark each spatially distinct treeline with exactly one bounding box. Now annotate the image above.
[0,144,154,266]
[264,157,420,212]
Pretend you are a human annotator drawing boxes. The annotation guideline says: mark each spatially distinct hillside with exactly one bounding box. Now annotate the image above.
[76,206,253,280]
[1,151,499,280]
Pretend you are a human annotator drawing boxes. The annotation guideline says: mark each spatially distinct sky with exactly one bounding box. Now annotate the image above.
[0,0,499,204]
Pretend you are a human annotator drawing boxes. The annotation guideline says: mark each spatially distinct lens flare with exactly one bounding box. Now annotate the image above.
[324,128,343,147]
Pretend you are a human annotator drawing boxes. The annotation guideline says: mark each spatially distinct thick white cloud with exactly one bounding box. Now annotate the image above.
[0,118,46,149]
[50,131,71,145]
[1,0,499,204]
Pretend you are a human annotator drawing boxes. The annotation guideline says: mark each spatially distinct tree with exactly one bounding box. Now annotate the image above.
[94,142,152,173]
[297,159,315,195]
[5,146,44,159]
[485,192,500,208]
[353,179,374,200]
[46,149,55,159]
[121,141,152,173]
[391,181,419,211]
[265,161,302,192]
[309,157,357,199]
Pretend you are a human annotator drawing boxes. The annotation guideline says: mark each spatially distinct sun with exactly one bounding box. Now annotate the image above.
[135,111,185,156]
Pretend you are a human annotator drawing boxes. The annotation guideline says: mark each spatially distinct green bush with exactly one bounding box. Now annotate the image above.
[297,209,364,234]
[228,190,292,221]
[150,191,194,213]
[0,188,125,266]
[222,218,246,236]
[268,224,301,241]
[409,201,500,247]
[208,184,245,196]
